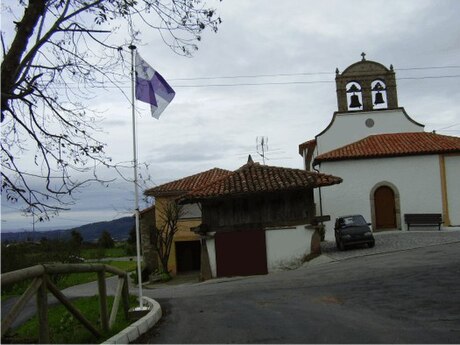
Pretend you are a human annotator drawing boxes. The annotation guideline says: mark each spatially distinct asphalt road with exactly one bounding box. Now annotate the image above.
[139,242,460,344]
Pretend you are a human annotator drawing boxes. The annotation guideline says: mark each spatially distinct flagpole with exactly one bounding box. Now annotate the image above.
[129,44,145,309]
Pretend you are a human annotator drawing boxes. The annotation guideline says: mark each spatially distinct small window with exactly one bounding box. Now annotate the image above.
[179,203,201,219]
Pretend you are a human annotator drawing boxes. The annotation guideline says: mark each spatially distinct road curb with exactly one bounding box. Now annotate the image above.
[303,253,336,266]
[102,296,162,344]
[321,239,460,263]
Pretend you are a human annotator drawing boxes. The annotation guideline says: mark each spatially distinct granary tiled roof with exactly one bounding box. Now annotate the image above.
[144,168,232,197]
[314,132,460,164]
[180,159,342,203]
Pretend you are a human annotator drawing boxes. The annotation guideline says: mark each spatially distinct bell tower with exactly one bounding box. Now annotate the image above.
[336,53,398,112]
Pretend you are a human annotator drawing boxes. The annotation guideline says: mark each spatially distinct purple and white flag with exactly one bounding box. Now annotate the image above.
[135,52,176,119]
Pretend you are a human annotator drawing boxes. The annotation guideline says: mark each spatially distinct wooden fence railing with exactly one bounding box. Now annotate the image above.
[1,263,130,343]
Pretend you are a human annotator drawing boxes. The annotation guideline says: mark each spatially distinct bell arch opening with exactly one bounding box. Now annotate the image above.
[371,79,388,110]
[346,81,363,111]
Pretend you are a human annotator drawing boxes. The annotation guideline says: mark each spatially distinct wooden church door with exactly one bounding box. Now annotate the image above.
[375,186,396,229]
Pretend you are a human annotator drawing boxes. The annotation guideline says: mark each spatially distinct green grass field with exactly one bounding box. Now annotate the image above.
[80,247,128,259]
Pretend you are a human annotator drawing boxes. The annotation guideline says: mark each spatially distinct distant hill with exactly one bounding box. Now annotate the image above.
[1,216,135,243]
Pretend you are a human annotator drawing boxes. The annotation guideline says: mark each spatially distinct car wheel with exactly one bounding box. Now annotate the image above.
[368,241,375,248]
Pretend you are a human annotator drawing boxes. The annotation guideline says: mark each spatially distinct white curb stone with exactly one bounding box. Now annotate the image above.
[102,297,162,344]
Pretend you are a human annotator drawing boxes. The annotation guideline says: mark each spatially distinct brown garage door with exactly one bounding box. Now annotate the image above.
[215,229,268,277]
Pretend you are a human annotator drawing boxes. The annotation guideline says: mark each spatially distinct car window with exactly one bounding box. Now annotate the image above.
[343,217,354,225]
[352,215,367,225]
[341,215,367,226]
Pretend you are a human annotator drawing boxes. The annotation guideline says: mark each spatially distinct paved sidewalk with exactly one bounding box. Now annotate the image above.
[320,228,460,261]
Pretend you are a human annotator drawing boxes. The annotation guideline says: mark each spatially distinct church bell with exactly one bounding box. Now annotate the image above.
[349,94,362,108]
[374,91,385,105]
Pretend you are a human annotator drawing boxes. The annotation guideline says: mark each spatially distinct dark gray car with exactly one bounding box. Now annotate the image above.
[334,215,375,251]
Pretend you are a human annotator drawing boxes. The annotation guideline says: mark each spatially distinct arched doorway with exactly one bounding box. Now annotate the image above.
[374,186,397,229]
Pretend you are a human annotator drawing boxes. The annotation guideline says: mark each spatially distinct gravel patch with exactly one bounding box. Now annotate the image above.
[321,229,460,261]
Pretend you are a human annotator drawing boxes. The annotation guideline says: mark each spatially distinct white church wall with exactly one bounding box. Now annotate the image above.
[318,155,443,240]
[315,109,423,156]
[445,155,460,225]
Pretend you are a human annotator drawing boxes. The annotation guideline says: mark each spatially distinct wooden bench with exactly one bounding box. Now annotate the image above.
[404,213,443,231]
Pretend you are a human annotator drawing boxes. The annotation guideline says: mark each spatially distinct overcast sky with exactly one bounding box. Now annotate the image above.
[2,0,460,232]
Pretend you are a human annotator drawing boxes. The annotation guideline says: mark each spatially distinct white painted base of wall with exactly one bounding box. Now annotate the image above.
[205,234,217,278]
[265,224,314,272]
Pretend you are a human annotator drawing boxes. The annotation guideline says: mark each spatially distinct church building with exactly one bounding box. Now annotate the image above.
[299,53,460,239]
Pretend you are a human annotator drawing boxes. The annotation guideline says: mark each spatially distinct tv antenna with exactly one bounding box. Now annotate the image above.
[256,136,269,164]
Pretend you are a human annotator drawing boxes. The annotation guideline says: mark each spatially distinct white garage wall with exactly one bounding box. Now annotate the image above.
[205,236,217,278]
[318,155,443,240]
[445,155,460,226]
[265,225,314,272]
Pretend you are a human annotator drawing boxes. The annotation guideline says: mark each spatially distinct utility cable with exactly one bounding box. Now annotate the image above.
[45,74,460,90]
[169,65,460,81]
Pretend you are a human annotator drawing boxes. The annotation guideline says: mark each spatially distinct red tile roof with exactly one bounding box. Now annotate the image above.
[144,168,232,197]
[314,132,460,164]
[181,161,342,202]
[298,139,316,155]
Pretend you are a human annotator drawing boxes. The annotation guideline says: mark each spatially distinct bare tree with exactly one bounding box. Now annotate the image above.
[1,0,222,219]
[151,200,184,276]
